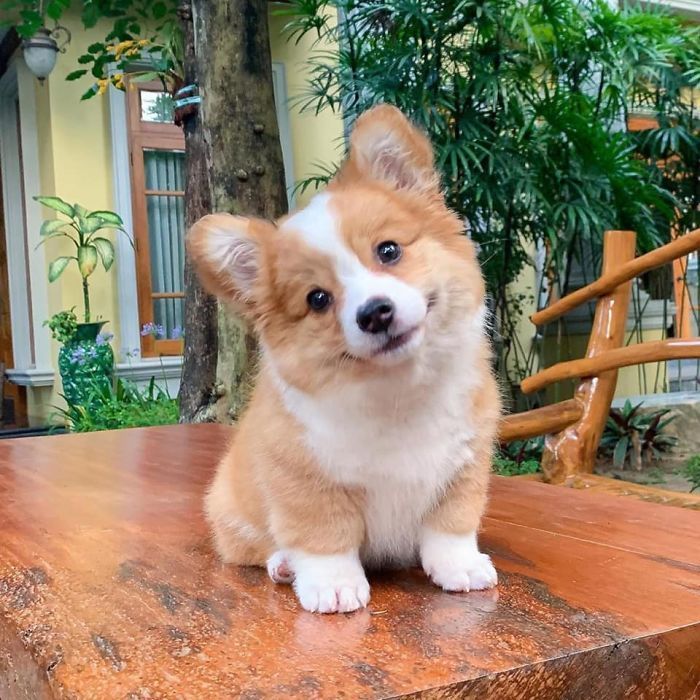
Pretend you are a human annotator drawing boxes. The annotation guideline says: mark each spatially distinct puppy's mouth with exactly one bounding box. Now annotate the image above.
[374,326,420,356]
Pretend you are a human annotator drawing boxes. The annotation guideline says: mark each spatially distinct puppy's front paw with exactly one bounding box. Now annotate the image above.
[290,551,370,614]
[420,527,497,592]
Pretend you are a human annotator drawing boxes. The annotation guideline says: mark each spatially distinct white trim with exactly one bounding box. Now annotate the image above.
[115,356,182,382]
[108,83,142,357]
[0,58,54,383]
[271,61,296,208]
[108,62,297,362]
[5,367,55,387]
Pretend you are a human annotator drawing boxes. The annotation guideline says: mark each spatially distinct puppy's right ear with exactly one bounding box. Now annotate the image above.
[186,213,273,314]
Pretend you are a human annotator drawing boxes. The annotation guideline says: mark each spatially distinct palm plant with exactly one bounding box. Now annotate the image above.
[35,195,130,323]
[280,0,700,396]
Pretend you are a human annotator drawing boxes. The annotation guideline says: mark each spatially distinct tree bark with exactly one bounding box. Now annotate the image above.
[178,0,288,422]
[178,2,219,423]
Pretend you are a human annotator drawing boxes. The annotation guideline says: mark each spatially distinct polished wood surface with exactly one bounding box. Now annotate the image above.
[0,425,699,699]
[499,399,582,442]
[531,226,700,326]
[518,473,700,511]
[522,338,700,395]
[541,231,636,483]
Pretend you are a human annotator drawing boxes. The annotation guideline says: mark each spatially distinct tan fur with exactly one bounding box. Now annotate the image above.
[190,104,501,598]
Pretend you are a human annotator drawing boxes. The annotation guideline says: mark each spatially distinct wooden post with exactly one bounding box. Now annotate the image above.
[541,230,636,484]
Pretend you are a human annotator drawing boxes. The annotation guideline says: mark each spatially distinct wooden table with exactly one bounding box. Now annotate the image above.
[0,425,698,699]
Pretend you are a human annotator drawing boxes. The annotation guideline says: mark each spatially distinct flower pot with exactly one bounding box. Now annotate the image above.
[58,321,115,408]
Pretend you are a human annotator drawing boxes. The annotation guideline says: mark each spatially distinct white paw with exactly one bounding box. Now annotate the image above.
[267,550,294,584]
[289,550,370,614]
[420,527,497,592]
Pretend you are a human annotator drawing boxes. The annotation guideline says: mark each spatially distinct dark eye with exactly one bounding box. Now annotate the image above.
[376,240,402,264]
[307,288,332,312]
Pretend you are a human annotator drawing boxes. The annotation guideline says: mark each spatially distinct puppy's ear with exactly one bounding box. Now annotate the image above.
[186,213,273,314]
[341,104,439,194]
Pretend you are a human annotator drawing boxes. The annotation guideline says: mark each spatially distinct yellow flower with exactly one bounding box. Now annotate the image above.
[138,39,150,47]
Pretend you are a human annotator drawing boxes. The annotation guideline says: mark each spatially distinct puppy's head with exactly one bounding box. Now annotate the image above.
[187,105,485,392]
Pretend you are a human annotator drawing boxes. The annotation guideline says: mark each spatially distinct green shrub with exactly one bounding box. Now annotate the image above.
[599,400,677,470]
[493,436,543,476]
[493,455,540,477]
[682,455,700,493]
[54,376,178,432]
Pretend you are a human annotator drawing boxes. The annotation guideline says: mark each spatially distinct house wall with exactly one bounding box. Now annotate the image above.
[20,8,343,421]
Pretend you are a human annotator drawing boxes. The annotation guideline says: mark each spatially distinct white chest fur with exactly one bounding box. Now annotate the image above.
[269,334,483,567]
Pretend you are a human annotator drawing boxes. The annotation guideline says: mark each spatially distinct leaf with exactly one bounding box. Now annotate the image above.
[92,237,115,271]
[90,210,124,226]
[48,257,72,282]
[34,196,74,218]
[613,436,629,469]
[66,69,88,81]
[40,219,69,237]
[77,245,99,278]
[152,2,167,19]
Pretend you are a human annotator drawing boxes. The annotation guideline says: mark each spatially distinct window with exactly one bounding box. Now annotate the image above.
[120,65,295,359]
[127,82,185,357]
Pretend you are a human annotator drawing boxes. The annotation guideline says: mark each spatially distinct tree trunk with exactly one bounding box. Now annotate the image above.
[178,2,219,423]
[178,0,288,422]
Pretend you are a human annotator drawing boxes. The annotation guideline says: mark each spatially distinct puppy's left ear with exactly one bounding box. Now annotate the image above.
[342,104,440,194]
[186,213,273,316]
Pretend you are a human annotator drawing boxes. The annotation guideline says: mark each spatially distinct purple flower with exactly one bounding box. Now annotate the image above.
[122,347,141,360]
[170,325,183,340]
[96,332,114,346]
[141,322,165,339]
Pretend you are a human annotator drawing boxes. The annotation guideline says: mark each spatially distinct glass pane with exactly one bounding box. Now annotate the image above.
[141,91,175,123]
[144,149,184,191]
[154,297,184,341]
[143,149,186,340]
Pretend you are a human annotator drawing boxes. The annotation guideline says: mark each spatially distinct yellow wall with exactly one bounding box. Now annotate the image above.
[25,8,343,418]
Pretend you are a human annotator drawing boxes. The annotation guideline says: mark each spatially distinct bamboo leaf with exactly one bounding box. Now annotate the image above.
[613,436,629,469]
[77,245,98,278]
[48,257,72,282]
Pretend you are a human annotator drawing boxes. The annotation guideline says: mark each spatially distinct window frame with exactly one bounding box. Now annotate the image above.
[126,81,185,357]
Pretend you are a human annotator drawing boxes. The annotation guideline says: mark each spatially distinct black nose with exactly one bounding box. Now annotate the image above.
[356,297,394,334]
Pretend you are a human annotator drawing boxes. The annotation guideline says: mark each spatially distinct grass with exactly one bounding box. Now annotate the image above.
[53,376,179,432]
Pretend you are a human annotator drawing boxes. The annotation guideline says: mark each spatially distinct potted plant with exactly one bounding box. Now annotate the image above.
[36,195,130,406]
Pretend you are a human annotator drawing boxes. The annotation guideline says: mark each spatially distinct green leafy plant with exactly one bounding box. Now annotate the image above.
[493,454,540,477]
[44,308,78,344]
[493,436,543,476]
[34,195,131,323]
[681,455,700,493]
[53,376,178,432]
[599,400,677,470]
[0,1,182,98]
[282,0,700,395]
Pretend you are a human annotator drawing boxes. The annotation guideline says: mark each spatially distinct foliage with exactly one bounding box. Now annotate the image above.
[599,400,677,470]
[44,308,78,344]
[493,454,540,477]
[493,436,542,476]
[0,0,182,98]
[34,195,131,322]
[682,455,700,493]
[54,375,179,432]
[281,0,700,392]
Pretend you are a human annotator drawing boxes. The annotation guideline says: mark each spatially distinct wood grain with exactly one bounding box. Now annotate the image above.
[0,425,698,699]
[499,399,582,442]
[531,226,700,326]
[541,230,636,483]
[521,338,700,395]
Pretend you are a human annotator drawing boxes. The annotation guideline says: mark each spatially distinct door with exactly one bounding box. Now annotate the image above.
[0,166,28,427]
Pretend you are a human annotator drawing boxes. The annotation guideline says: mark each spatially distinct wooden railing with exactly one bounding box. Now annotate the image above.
[500,227,700,484]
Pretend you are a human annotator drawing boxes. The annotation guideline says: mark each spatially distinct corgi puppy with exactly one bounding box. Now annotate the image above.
[188,105,501,614]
